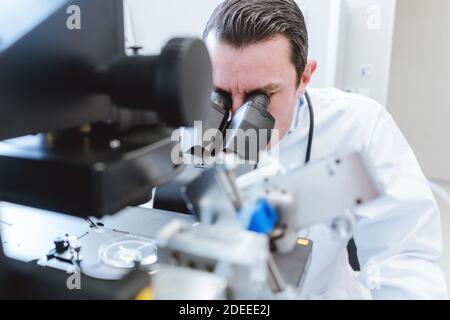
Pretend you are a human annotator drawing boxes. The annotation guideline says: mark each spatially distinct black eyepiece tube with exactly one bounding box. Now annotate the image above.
[93,38,213,128]
[245,93,270,110]
[209,91,232,133]
[224,93,275,162]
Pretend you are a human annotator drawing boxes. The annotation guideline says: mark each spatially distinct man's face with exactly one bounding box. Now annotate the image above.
[205,33,312,143]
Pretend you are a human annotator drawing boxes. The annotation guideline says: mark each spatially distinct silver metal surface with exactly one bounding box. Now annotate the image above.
[0,203,88,262]
[156,220,271,299]
[153,264,227,300]
[89,206,195,238]
[1,204,196,280]
[184,167,240,227]
[239,152,381,230]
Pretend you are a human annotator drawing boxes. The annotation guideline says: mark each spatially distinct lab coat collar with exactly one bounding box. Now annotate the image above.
[288,97,304,135]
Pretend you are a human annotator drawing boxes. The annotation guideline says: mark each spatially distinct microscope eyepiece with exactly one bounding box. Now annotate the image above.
[245,93,270,111]
[209,91,232,133]
[224,92,275,162]
[211,91,232,113]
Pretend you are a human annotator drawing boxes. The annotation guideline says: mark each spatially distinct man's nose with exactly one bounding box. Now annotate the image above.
[230,96,245,114]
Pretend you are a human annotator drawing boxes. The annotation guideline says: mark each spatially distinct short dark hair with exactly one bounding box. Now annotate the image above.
[203,0,309,85]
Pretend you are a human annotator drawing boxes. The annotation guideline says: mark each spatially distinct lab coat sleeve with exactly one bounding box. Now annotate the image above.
[354,108,448,299]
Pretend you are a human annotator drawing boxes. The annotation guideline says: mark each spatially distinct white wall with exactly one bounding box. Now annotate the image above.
[305,0,397,106]
[339,0,396,106]
[124,0,222,54]
[301,0,348,90]
[387,0,450,182]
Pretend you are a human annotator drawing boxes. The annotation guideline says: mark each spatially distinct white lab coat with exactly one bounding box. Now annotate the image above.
[276,88,448,299]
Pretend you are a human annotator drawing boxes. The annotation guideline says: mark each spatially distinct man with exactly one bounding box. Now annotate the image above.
[203,0,448,299]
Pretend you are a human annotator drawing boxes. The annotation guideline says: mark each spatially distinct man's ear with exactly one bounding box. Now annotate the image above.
[298,60,318,95]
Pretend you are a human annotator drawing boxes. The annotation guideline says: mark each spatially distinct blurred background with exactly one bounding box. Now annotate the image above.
[123,0,450,289]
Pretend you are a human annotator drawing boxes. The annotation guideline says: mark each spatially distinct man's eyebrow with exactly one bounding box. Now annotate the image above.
[244,82,281,94]
[214,86,230,94]
[214,83,281,95]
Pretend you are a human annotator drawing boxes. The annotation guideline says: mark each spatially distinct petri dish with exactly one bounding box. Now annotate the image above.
[98,235,157,269]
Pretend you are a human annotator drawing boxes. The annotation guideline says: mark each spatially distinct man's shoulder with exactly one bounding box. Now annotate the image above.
[308,88,384,119]
[302,88,389,151]
[279,88,391,165]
